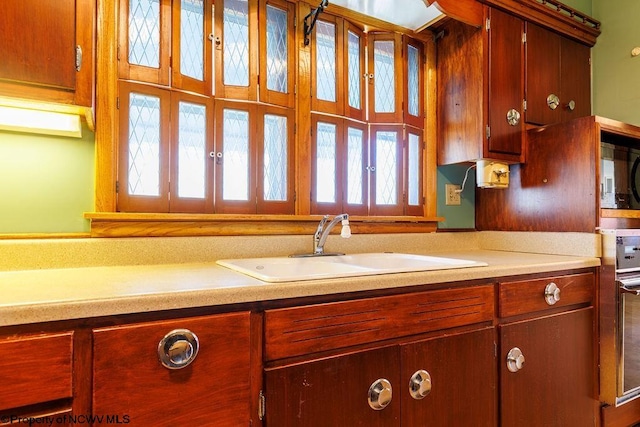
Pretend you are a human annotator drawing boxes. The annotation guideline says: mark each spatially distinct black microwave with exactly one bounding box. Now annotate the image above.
[601,142,640,209]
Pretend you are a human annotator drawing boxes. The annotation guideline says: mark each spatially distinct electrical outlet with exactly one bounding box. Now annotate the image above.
[445,184,461,206]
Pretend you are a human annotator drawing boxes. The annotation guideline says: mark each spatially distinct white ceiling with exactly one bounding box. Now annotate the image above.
[328,0,444,31]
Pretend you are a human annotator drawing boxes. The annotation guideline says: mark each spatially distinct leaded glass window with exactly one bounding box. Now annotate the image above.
[407,44,419,117]
[263,114,288,201]
[407,132,420,206]
[347,126,364,205]
[266,5,288,93]
[315,20,336,102]
[316,121,337,203]
[177,101,206,198]
[223,0,250,86]
[128,93,161,196]
[373,40,395,113]
[222,109,250,200]
[129,0,160,68]
[375,130,398,205]
[180,0,204,80]
[347,30,361,110]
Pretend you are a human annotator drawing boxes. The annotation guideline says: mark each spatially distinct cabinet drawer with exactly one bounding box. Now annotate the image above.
[265,285,494,360]
[0,332,73,411]
[499,272,594,318]
[93,312,251,426]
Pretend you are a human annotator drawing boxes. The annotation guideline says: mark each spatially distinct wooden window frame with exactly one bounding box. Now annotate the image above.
[403,37,425,129]
[404,126,424,217]
[343,119,369,216]
[369,124,404,216]
[344,21,366,122]
[310,14,345,116]
[367,32,403,124]
[310,113,343,215]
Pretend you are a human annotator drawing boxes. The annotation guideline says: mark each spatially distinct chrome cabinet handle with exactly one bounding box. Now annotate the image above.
[544,282,561,305]
[506,347,525,373]
[368,378,392,410]
[409,370,432,400]
[158,329,199,370]
[506,109,521,126]
[547,94,560,110]
[566,100,576,111]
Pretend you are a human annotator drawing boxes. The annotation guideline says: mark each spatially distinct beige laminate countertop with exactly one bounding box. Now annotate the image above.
[0,249,600,327]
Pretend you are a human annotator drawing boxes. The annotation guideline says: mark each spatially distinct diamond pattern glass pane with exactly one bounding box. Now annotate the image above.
[408,132,420,206]
[374,40,395,113]
[348,31,361,110]
[375,131,398,205]
[315,20,336,102]
[177,101,206,199]
[129,0,160,67]
[407,45,419,117]
[180,0,204,80]
[223,0,249,86]
[222,109,249,201]
[128,93,161,196]
[263,114,288,201]
[266,5,288,93]
[347,127,364,205]
[316,122,337,203]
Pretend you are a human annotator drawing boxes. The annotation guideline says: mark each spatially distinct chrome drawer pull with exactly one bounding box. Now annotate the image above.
[544,282,561,305]
[409,369,432,400]
[506,347,525,373]
[158,329,199,369]
[368,378,392,410]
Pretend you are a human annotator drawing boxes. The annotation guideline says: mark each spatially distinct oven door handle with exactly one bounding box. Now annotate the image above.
[621,285,640,295]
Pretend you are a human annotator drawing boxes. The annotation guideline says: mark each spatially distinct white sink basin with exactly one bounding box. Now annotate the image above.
[216,253,488,282]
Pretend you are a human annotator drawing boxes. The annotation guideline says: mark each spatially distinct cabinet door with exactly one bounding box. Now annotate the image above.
[0,0,94,106]
[265,345,401,427]
[500,307,596,427]
[525,22,561,126]
[486,7,524,161]
[560,36,591,122]
[401,328,497,427]
[93,312,252,426]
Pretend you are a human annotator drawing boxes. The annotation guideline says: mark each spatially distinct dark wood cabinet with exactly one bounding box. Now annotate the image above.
[500,308,595,426]
[437,6,524,165]
[525,23,591,126]
[93,312,253,426]
[0,0,95,108]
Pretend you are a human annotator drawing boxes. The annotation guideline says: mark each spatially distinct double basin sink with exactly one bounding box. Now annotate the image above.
[217,252,488,283]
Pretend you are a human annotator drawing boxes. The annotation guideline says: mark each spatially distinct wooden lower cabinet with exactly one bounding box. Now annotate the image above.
[500,307,596,426]
[264,327,496,426]
[93,312,252,426]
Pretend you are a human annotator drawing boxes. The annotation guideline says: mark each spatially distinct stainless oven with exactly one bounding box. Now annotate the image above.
[601,229,640,405]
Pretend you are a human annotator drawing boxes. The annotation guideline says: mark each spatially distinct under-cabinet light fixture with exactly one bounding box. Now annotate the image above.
[0,104,82,138]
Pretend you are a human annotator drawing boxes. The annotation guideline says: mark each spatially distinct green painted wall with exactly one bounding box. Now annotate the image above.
[592,0,640,126]
[0,126,94,233]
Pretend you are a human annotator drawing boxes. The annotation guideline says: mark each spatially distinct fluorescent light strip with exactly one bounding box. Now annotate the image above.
[0,105,82,138]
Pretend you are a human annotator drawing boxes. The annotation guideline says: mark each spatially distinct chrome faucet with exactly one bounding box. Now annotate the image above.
[312,213,351,255]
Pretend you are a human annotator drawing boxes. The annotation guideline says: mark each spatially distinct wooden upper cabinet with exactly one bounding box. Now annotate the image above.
[525,22,591,126]
[0,0,95,107]
[437,6,524,165]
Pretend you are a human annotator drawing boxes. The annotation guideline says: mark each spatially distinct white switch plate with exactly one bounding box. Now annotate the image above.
[445,184,461,206]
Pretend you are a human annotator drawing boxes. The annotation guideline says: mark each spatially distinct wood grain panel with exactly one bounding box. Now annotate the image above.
[0,332,73,411]
[265,285,494,360]
[93,312,252,426]
[499,272,594,318]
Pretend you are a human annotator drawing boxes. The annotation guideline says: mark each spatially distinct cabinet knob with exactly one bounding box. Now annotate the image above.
[546,94,560,110]
[544,282,561,305]
[566,100,576,111]
[157,329,200,370]
[409,369,432,400]
[368,378,392,410]
[506,347,525,373]
[506,109,521,126]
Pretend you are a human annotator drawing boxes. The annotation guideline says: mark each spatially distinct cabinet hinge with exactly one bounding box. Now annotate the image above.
[115,181,120,193]
[258,390,266,420]
[294,83,297,96]
[485,125,491,140]
[523,99,527,112]
[522,32,527,44]
[75,45,83,72]
[116,97,120,110]
[485,18,490,31]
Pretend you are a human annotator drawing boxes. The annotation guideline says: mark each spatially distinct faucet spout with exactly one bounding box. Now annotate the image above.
[313,213,351,255]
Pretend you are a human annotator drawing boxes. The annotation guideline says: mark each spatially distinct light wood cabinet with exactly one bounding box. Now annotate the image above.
[437,6,525,165]
[525,23,591,126]
[93,312,253,426]
[0,0,95,108]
